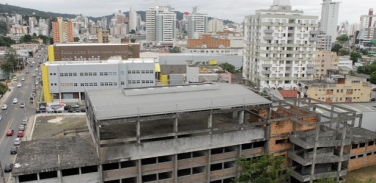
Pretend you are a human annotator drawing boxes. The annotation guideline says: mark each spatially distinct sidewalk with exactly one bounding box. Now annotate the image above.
[0,71,26,106]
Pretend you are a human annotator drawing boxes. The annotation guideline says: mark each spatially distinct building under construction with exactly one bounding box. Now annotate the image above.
[12,83,376,183]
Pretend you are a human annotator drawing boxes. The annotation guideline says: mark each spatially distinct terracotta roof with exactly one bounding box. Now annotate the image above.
[279,90,298,98]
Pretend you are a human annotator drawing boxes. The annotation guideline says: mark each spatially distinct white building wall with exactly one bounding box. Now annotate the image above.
[320,0,340,42]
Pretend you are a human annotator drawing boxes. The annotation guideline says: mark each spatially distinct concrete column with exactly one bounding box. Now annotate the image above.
[206,149,211,183]
[329,105,334,128]
[57,170,62,183]
[137,121,140,144]
[174,117,178,139]
[37,173,40,180]
[208,113,212,135]
[358,113,363,127]
[337,123,347,182]
[79,92,81,103]
[98,165,103,183]
[14,176,19,183]
[236,145,242,178]
[232,111,238,119]
[59,92,62,102]
[174,155,178,183]
[310,124,321,183]
[137,159,142,183]
[239,111,244,124]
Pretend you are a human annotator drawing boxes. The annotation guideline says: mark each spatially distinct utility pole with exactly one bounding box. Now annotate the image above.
[0,161,6,183]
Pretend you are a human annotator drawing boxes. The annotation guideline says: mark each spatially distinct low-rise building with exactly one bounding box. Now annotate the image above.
[41,57,156,103]
[300,75,371,103]
[314,51,339,78]
[47,43,140,61]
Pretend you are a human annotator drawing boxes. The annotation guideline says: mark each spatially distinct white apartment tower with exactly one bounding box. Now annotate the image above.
[243,0,319,90]
[208,18,224,32]
[187,7,208,39]
[146,3,177,42]
[320,0,340,42]
[360,9,376,30]
[129,7,137,32]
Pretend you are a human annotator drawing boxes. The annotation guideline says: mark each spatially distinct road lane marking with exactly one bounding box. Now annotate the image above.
[0,118,15,144]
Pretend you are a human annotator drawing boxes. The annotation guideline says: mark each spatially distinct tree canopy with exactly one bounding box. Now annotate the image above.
[219,63,236,73]
[169,46,181,53]
[350,52,362,63]
[233,153,293,183]
[0,21,7,36]
[331,44,342,53]
[336,34,349,43]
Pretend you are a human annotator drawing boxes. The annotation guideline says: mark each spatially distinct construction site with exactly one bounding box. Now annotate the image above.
[11,83,376,183]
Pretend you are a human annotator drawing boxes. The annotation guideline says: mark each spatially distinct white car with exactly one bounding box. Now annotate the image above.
[13,98,18,104]
[17,83,22,88]
[21,77,25,81]
[2,104,7,110]
[14,138,21,146]
[13,77,17,81]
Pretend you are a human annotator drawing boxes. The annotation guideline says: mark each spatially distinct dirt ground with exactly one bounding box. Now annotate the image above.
[32,115,88,140]
[344,165,376,183]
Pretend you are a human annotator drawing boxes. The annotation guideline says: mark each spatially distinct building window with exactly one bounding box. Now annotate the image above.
[121,81,125,85]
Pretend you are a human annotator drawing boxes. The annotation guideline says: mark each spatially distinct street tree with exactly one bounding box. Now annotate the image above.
[0,62,13,79]
[219,63,236,73]
[233,153,293,183]
[336,34,349,43]
[370,71,376,84]
[350,52,362,63]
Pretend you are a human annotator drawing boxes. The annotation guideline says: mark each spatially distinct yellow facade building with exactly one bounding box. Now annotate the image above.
[314,51,339,79]
[302,75,371,103]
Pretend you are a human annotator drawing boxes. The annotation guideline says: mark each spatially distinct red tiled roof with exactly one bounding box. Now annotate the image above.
[279,90,298,98]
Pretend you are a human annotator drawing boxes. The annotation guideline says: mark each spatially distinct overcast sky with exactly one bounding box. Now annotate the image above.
[0,0,373,24]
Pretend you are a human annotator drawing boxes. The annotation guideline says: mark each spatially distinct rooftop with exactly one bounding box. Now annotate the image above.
[351,127,376,144]
[54,43,139,47]
[87,83,271,120]
[279,90,298,98]
[44,58,154,66]
[13,136,99,176]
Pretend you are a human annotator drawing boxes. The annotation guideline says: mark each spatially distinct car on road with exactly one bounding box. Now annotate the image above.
[13,77,17,81]
[26,71,29,74]
[2,104,7,110]
[0,114,2,121]
[17,131,24,137]
[19,124,25,131]
[22,118,27,125]
[4,164,13,172]
[13,98,18,104]
[17,83,22,87]
[10,147,17,155]
[6,129,14,136]
[20,101,25,108]
[21,77,25,81]
[14,138,21,146]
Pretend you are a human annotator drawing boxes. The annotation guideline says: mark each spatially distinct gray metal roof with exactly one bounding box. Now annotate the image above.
[87,83,271,120]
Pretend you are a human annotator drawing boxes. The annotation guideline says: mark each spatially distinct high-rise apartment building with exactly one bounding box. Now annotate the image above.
[356,9,376,49]
[243,0,319,90]
[129,7,137,32]
[97,28,109,43]
[28,17,37,35]
[208,18,224,33]
[146,3,177,42]
[319,0,340,44]
[52,17,74,43]
[360,8,376,30]
[187,7,208,39]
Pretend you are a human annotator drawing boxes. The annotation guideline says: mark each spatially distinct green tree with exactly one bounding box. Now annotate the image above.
[73,37,80,42]
[370,71,376,84]
[219,63,235,73]
[32,33,37,37]
[19,34,33,43]
[336,34,349,43]
[350,51,362,63]
[331,44,342,53]
[0,62,13,79]
[130,38,136,43]
[338,48,350,56]
[0,21,7,36]
[129,30,136,34]
[348,70,356,76]
[233,153,293,183]
[0,82,7,95]
[169,46,181,53]
[38,35,50,44]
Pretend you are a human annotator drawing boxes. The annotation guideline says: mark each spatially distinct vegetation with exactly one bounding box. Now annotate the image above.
[370,72,376,84]
[338,48,350,56]
[357,61,376,75]
[130,38,136,43]
[219,63,235,73]
[0,48,22,78]
[348,70,356,76]
[0,3,76,19]
[169,46,181,53]
[336,34,349,44]
[0,82,8,95]
[73,37,80,42]
[350,51,362,63]
[331,44,342,53]
[0,36,16,47]
[19,34,50,44]
[0,20,7,36]
[233,153,293,183]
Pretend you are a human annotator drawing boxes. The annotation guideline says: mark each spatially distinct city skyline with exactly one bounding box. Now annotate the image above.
[0,0,373,24]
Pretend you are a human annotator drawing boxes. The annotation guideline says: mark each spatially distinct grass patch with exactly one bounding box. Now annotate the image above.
[344,165,376,182]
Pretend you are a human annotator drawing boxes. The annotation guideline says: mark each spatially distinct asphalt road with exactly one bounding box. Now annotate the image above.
[0,47,47,183]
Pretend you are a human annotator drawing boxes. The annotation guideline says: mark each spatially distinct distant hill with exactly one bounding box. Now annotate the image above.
[0,3,77,20]
[0,3,236,24]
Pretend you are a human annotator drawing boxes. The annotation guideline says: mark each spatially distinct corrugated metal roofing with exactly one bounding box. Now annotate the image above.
[87,83,271,120]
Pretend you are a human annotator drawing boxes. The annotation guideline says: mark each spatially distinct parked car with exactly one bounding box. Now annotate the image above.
[373,88,376,92]
[2,104,7,110]
[17,131,24,137]
[68,107,80,113]
[10,147,17,155]
[6,129,14,136]
[64,105,71,110]
[22,118,27,125]
[80,108,86,112]
[4,164,13,172]
[19,125,25,131]
[14,138,21,146]
[13,98,18,104]
[371,98,376,101]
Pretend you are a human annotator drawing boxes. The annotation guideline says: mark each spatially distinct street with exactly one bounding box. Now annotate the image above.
[0,47,47,183]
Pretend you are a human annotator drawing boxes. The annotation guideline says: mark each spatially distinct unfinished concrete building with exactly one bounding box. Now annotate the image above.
[11,83,376,183]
